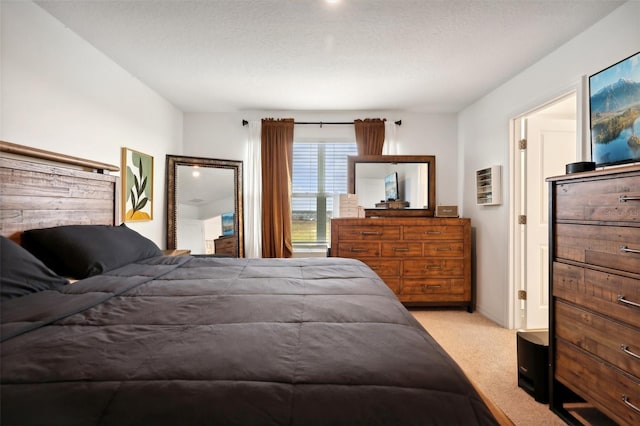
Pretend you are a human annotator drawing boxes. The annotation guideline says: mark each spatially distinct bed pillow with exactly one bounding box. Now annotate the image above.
[1,236,69,301]
[22,224,162,279]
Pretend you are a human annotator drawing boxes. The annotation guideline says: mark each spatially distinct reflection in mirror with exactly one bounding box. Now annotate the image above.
[355,163,430,208]
[348,155,436,217]
[167,156,243,257]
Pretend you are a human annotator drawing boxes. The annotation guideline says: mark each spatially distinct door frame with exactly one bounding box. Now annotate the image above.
[508,87,585,329]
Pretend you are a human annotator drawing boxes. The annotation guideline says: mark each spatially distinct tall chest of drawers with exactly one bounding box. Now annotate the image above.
[548,165,640,425]
[214,235,237,256]
[330,217,472,311]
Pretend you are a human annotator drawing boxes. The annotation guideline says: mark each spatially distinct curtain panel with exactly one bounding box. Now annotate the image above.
[354,118,385,155]
[244,120,262,258]
[261,118,294,258]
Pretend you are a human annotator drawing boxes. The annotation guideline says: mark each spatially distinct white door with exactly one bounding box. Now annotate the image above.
[523,108,576,329]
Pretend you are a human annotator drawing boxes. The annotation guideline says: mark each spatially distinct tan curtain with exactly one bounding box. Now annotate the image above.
[261,118,294,258]
[354,118,386,155]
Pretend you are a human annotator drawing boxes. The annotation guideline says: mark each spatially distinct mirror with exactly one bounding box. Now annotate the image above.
[166,155,243,257]
[348,155,436,217]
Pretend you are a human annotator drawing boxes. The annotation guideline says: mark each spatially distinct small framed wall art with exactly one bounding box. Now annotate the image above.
[121,147,154,222]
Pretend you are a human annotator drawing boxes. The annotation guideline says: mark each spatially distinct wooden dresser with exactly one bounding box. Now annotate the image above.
[548,165,640,425]
[330,217,472,311]
[214,235,237,256]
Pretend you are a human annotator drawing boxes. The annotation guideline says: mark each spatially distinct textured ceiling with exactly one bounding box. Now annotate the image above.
[36,0,624,113]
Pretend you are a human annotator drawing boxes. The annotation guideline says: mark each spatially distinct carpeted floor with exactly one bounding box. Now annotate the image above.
[410,309,565,426]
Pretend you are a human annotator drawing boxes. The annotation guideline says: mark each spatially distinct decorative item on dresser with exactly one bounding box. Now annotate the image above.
[330,217,473,311]
[548,164,640,425]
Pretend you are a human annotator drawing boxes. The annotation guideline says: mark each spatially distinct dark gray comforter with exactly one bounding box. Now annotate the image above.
[1,256,498,425]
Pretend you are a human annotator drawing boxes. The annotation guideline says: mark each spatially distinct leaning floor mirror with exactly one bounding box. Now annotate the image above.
[166,155,244,257]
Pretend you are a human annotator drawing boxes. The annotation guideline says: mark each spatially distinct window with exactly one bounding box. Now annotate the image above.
[291,141,357,248]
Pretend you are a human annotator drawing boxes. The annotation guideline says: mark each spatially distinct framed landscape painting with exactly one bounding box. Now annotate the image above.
[589,51,640,167]
[121,147,154,222]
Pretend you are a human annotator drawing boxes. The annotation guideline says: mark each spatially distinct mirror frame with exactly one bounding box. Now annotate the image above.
[348,155,436,217]
[166,155,244,257]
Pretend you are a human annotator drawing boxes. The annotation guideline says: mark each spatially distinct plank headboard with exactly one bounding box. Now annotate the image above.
[0,141,120,243]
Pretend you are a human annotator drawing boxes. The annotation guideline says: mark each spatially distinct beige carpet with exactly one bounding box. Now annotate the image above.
[410,309,565,426]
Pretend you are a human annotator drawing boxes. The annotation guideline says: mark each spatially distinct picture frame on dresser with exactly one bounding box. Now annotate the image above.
[547,165,640,425]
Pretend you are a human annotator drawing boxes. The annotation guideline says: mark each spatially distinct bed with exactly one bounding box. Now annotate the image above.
[0,141,509,425]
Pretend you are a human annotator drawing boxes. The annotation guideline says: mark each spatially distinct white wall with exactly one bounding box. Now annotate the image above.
[458,0,639,327]
[184,110,459,206]
[0,1,183,247]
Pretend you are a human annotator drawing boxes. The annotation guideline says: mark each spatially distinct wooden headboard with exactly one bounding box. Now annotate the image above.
[0,141,120,243]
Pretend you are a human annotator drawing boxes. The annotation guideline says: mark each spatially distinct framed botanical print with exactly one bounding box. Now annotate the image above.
[121,147,154,222]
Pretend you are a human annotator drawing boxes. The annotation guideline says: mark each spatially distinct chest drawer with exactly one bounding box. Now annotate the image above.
[337,225,400,241]
[336,242,380,258]
[555,223,640,274]
[403,259,464,277]
[556,339,640,426]
[552,262,640,327]
[423,241,464,257]
[403,225,464,240]
[401,278,466,295]
[555,300,640,379]
[381,242,423,257]
[361,259,400,277]
[555,175,640,223]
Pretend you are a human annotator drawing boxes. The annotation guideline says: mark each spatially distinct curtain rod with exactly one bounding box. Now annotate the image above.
[242,119,401,127]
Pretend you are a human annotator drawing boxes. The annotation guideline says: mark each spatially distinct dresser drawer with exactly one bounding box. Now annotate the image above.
[555,223,640,274]
[381,242,422,257]
[380,277,400,293]
[403,225,463,240]
[555,175,640,223]
[556,339,640,426]
[361,259,400,277]
[336,242,380,258]
[423,241,464,257]
[555,300,640,379]
[401,278,466,295]
[337,225,400,241]
[403,259,464,277]
[553,262,640,327]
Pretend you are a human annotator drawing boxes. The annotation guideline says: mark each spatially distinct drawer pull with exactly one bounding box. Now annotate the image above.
[423,285,442,290]
[350,248,369,253]
[619,195,640,202]
[622,395,640,414]
[618,295,640,309]
[426,231,441,235]
[436,247,452,252]
[394,248,410,252]
[425,265,442,270]
[360,231,381,236]
[621,345,640,360]
[620,245,640,254]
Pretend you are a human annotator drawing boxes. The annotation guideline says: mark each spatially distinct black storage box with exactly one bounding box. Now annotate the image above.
[517,329,549,403]
[565,161,595,174]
